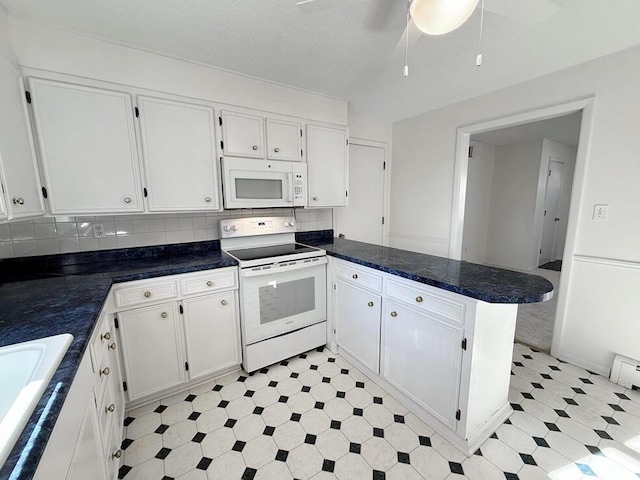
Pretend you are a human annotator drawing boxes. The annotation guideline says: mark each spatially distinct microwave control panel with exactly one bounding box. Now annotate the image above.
[293,173,304,202]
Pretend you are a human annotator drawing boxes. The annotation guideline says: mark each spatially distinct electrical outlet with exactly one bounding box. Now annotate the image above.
[593,204,608,221]
[92,223,105,238]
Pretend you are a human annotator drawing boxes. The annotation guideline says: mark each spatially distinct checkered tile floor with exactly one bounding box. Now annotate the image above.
[119,344,640,479]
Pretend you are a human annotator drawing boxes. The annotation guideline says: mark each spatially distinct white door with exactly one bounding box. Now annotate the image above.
[28,78,143,214]
[381,301,464,429]
[182,291,241,380]
[220,111,265,158]
[0,67,45,219]
[266,118,302,161]
[137,96,220,211]
[118,302,184,400]
[539,159,565,265]
[66,401,108,480]
[335,143,385,244]
[335,279,381,373]
[306,125,348,207]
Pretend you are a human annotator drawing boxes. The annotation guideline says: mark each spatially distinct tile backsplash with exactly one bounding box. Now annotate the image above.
[0,208,333,259]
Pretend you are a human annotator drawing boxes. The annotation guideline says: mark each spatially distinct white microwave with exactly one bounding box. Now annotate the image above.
[222,157,307,209]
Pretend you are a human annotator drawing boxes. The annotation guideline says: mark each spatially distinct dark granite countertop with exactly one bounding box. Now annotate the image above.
[0,232,552,479]
[309,238,554,304]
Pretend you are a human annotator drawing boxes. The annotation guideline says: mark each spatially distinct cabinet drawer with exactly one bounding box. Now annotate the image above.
[89,312,111,373]
[113,280,178,309]
[179,268,238,297]
[386,279,466,324]
[335,262,383,293]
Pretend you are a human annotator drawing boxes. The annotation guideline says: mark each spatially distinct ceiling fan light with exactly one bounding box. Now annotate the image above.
[410,0,480,35]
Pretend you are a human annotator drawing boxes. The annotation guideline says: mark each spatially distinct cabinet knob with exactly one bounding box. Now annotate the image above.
[144,291,152,298]
[205,197,212,203]
[109,342,117,350]
[390,311,398,318]
[124,197,132,204]
[415,296,423,303]
[313,197,318,201]
[206,280,214,287]
[100,367,110,377]
[221,299,228,306]
[252,145,258,151]
[161,312,168,318]
[12,197,24,205]
[101,331,111,341]
[105,403,115,413]
[368,301,374,307]
[274,147,280,153]
[112,450,122,459]
[352,274,358,279]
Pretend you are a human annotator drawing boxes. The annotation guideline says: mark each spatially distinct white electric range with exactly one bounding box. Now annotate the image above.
[220,217,327,372]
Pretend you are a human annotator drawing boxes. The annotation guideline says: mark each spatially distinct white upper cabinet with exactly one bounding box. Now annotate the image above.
[306,124,348,207]
[0,60,45,220]
[28,78,143,214]
[137,96,221,212]
[220,110,265,158]
[266,118,302,161]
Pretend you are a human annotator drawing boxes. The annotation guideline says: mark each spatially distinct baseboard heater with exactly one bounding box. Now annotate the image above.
[610,354,640,390]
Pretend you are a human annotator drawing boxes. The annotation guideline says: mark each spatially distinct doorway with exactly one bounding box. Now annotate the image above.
[335,139,389,245]
[449,99,595,355]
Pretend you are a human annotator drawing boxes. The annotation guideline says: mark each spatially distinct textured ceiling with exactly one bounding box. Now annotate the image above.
[2,0,640,121]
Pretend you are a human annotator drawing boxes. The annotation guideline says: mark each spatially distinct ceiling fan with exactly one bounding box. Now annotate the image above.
[296,0,560,73]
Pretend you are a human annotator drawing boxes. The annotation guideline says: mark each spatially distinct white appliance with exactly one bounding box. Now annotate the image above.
[221,157,307,209]
[221,217,327,372]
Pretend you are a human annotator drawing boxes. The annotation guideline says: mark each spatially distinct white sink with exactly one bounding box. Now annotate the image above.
[0,333,73,468]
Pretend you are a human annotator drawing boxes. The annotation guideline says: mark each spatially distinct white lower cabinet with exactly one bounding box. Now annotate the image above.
[335,278,381,373]
[66,402,108,480]
[114,267,241,405]
[381,300,464,429]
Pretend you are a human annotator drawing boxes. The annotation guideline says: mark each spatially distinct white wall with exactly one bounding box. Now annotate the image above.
[348,113,392,144]
[461,141,495,264]
[7,17,347,125]
[390,45,640,373]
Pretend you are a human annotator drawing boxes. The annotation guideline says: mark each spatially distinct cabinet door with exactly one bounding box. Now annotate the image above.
[107,319,125,438]
[138,96,221,212]
[28,78,143,214]
[266,118,302,161]
[382,301,464,429]
[335,279,381,373]
[182,291,241,380]
[118,302,184,400]
[220,111,264,158]
[306,124,348,207]
[0,64,45,219]
[66,400,108,480]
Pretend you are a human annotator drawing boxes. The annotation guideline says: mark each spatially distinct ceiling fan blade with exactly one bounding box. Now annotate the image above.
[391,19,422,62]
[483,0,560,27]
[296,0,375,15]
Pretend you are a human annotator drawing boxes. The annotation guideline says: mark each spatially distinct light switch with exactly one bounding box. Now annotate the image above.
[593,204,608,221]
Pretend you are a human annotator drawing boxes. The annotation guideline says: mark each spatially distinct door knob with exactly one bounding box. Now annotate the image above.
[368,301,374,307]
[274,147,280,153]
[100,367,110,377]
[123,197,132,204]
[390,311,398,318]
[12,197,24,205]
[161,312,168,318]
[252,145,258,151]
[101,331,111,341]
[554,218,560,222]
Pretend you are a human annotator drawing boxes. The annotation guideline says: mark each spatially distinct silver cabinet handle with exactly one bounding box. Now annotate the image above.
[144,291,151,298]
[205,197,212,203]
[221,299,228,306]
[101,331,111,341]
[252,145,258,151]
[105,403,115,413]
[274,147,280,153]
[352,274,358,279]
[161,312,168,318]
[368,301,374,307]
[12,197,24,205]
[313,197,318,201]
[206,281,214,287]
[390,311,398,318]
[100,367,110,377]
[415,296,423,303]
[112,450,122,459]
[109,343,117,350]
[124,197,132,204]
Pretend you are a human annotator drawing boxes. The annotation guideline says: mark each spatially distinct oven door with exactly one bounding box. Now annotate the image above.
[222,157,293,208]
[239,256,327,344]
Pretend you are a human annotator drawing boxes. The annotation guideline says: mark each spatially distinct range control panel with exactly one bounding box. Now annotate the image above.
[220,216,297,238]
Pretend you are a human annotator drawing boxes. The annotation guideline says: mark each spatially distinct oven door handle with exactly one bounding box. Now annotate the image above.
[240,256,327,277]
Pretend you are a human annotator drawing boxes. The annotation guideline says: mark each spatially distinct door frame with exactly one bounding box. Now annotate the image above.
[335,137,391,246]
[448,97,595,358]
